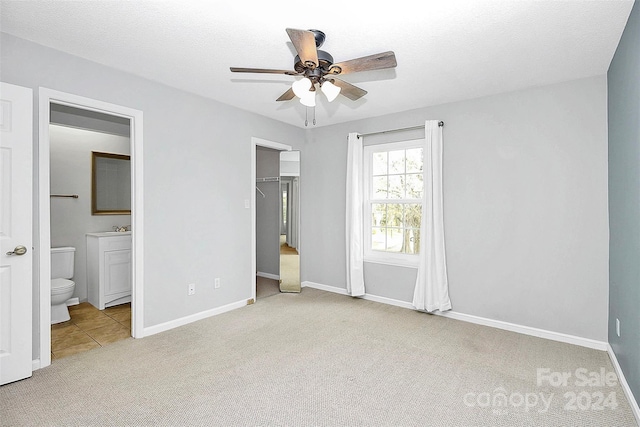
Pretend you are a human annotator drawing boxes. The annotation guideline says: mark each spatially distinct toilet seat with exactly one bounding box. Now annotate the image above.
[51,278,75,294]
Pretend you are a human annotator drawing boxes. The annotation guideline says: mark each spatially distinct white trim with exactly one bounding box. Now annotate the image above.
[251,137,292,304]
[301,281,608,351]
[434,310,608,351]
[257,272,280,281]
[360,292,415,310]
[37,88,145,371]
[607,344,640,424]
[32,359,40,371]
[253,137,292,152]
[363,258,419,269]
[302,281,349,295]
[143,298,248,337]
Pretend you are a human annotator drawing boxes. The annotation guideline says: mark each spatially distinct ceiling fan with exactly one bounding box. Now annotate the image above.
[230,28,397,107]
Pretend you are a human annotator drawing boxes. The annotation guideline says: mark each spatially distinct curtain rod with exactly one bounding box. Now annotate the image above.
[357,121,444,139]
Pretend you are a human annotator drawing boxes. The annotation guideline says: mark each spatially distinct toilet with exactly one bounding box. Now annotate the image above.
[51,247,76,324]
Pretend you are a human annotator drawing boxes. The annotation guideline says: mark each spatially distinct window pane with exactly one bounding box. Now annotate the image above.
[372,227,386,251]
[405,228,421,254]
[371,203,387,226]
[406,148,423,173]
[405,174,423,199]
[373,176,388,199]
[386,203,403,227]
[366,142,426,259]
[388,175,404,199]
[372,152,387,175]
[404,203,422,228]
[389,150,405,174]
[386,228,404,252]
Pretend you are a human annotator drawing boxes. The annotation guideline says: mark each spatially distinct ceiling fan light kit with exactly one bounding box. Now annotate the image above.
[299,89,316,107]
[321,80,340,102]
[230,28,397,125]
[291,77,312,98]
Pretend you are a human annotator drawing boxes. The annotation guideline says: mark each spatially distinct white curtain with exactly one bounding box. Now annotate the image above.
[412,120,452,312]
[346,132,365,296]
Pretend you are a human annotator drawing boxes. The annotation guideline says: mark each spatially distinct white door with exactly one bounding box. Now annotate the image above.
[0,82,33,385]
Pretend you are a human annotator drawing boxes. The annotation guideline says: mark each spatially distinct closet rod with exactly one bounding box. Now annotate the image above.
[50,194,79,198]
[357,121,444,139]
[256,177,280,182]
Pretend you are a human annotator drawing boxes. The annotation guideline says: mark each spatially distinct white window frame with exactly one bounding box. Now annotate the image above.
[363,138,425,268]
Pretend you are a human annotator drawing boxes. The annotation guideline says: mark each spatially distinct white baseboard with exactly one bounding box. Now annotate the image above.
[302,281,348,295]
[607,344,640,424]
[65,298,79,306]
[32,359,41,371]
[143,298,248,337]
[301,281,608,351]
[361,292,415,310]
[257,272,280,281]
[434,310,608,351]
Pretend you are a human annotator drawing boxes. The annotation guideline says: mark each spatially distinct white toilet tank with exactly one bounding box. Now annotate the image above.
[51,247,76,279]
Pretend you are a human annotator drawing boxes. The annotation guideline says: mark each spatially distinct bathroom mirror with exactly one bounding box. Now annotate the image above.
[91,151,131,215]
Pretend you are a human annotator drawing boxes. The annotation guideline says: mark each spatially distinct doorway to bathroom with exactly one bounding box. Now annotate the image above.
[49,106,132,359]
[38,89,144,368]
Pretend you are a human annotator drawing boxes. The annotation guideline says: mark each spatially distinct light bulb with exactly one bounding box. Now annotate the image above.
[299,91,316,107]
[292,77,312,98]
[321,80,341,102]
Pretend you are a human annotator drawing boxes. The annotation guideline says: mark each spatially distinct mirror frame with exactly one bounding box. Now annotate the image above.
[91,151,131,215]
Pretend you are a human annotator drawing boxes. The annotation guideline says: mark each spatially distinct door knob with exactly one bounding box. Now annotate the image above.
[6,245,27,256]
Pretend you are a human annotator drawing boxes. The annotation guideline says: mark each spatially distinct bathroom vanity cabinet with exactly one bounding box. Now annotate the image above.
[86,232,132,310]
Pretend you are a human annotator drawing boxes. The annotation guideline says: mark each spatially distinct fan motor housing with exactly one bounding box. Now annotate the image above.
[294,50,334,74]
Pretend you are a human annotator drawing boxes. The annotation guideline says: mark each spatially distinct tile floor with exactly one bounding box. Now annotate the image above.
[51,302,131,360]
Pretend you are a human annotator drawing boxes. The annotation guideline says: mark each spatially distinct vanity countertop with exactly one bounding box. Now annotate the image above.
[86,231,132,237]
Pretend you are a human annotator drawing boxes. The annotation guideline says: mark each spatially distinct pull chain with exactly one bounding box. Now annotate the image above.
[304,107,317,127]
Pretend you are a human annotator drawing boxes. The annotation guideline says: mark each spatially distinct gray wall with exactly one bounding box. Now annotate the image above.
[49,124,131,302]
[256,146,281,277]
[608,0,640,404]
[302,76,610,341]
[0,30,614,363]
[0,32,305,360]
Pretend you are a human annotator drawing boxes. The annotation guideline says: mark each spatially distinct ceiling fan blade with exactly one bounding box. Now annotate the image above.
[328,51,397,75]
[330,79,368,101]
[286,28,318,68]
[276,88,296,101]
[230,67,298,76]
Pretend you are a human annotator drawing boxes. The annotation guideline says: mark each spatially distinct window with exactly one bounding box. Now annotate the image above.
[363,139,424,267]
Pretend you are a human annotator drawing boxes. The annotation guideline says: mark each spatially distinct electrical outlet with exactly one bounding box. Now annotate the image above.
[188,283,195,296]
[214,278,221,289]
[616,318,620,337]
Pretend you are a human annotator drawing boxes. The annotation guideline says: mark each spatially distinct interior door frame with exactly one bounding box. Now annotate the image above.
[251,137,291,302]
[37,88,145,369]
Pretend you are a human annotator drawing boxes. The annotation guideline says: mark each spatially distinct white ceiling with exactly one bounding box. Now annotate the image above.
[0,0,634,129]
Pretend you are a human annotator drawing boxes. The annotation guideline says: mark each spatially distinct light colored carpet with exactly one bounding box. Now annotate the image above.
[256,276,280,299]
[1,288,637,426]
